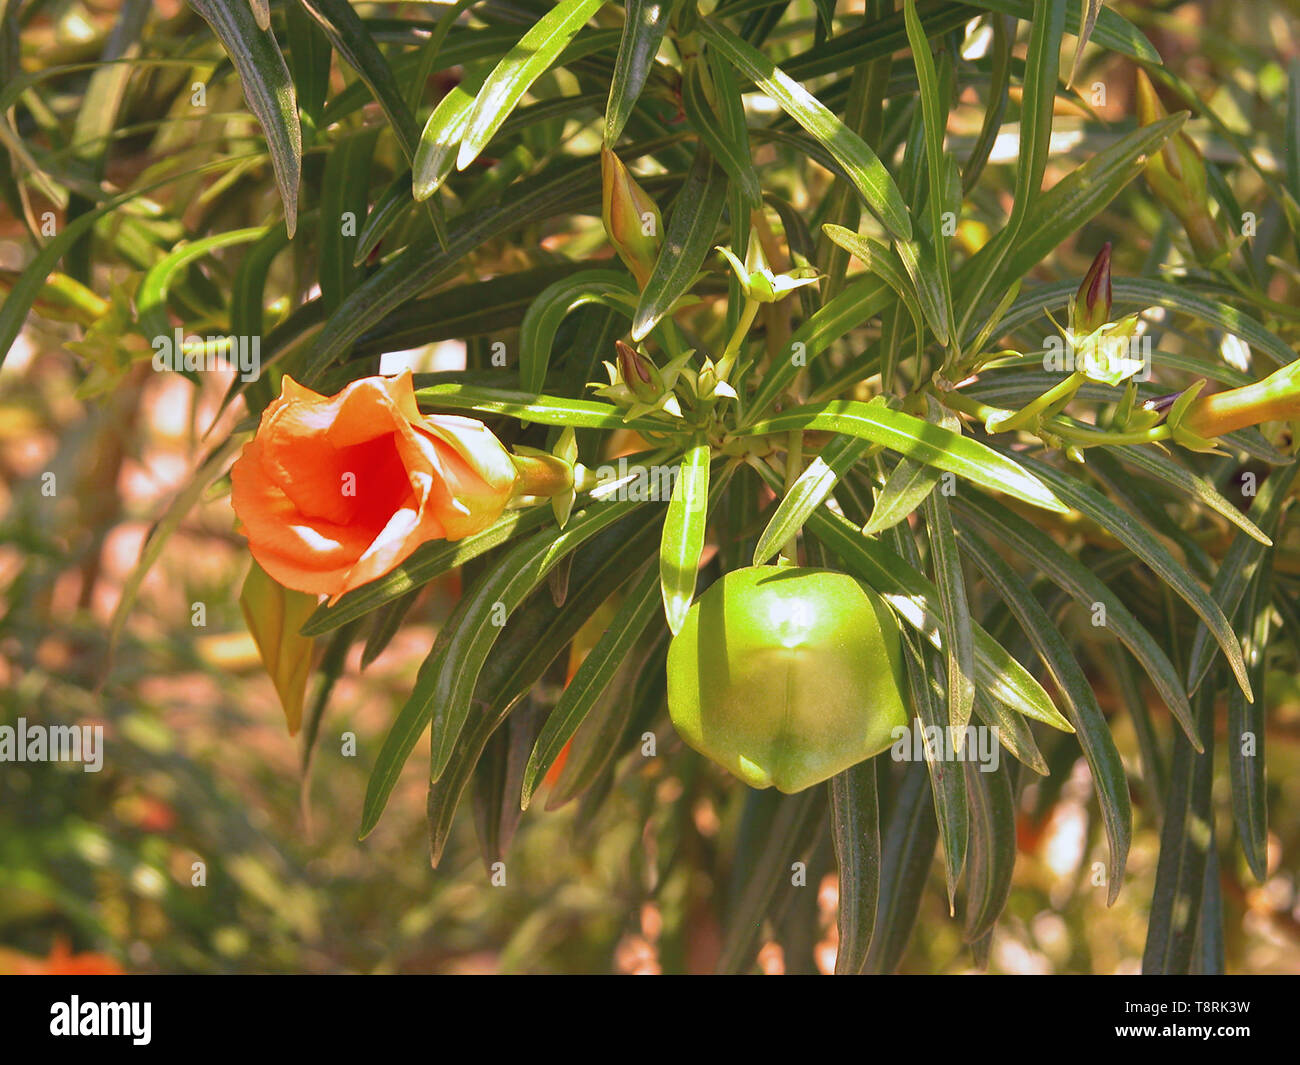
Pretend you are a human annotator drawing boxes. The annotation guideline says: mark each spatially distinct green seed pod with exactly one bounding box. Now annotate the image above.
[666,565,910,793]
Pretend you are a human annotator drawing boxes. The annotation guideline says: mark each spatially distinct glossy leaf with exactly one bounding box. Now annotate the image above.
[753,434,872,566]
[457,0,607,170]
[605,0,669,143]
[829,760,881,974]
[698,18,911,240]
[660,439,711,634]
[741,400,1068,514]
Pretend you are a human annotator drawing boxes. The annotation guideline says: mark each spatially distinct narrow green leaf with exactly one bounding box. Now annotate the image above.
[660,439,711,634]
[1185,462,1297,695]
[1107,444,1271,547]
[973,692,1049,776]
[520,271,636,395]
[318,128,379,313]
[1143,685,1216,973]
[864,761,938,973]
[821,225,926,364]
[862,458,940,536]
[605,0,669,143]
[1003,449,1252,702]
[412,78,479,200]
[414,383,670,432]
[698,18,911,240]
[190,0,301,235]
[136,227,266,343]
[1229,553,1272,881]
[741,400,1068,514]
[1068,0,1105,88]
[521,563,661,808]
[952,491,1198,748]
[962,756,1017,941]
[284,0,331,130]
[354,171,413,265]
[898,627,968,911]
[830,760,881,974]
[239,561,317,735]
[299,0,420,160]
[457,0,607,170]
[632,143,729,341]
[923,490,975,734]
[753,434,872,566]
[957,528,1131,903]
[717,789,826,973]
[682,55,761,208]
[901,0,955,345]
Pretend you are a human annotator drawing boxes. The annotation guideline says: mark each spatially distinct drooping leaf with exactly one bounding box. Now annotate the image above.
[741,400,1068,515]
[956,528,1132,904]
[190,0,301,235]
[605,0,670,143]
[829,760,881,974]
[239,561,319,735]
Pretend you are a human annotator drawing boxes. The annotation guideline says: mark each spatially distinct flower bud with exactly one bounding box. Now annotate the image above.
[1134,70,1227,264]
[1070,243,1113,337]
[601,147,662,289]
[1181,359,1300,439]
[616,340,664,403]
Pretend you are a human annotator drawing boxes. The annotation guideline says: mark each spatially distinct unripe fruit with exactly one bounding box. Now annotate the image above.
[666,565,910,793]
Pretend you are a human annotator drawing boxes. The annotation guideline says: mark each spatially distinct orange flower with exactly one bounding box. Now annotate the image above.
[231,371,518,601]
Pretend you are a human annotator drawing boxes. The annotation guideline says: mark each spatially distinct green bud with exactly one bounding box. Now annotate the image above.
[601,147,663,289]
[1134,70,1227,265]
[616,340,664,404]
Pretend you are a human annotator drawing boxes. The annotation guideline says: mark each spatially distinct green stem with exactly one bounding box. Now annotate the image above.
[1049,419,1172,446]
[988,371,1086,432]
[780,428,802,565]
[718,297,761,379]
[936,386,1173,447]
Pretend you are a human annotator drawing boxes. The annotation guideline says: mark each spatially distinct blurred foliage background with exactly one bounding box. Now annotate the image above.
[2,0,1300,974]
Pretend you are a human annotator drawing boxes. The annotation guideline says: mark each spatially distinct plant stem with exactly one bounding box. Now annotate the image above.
[988,370,1086,432]
[780,428,802,565]
[718,296,760,380]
